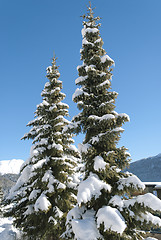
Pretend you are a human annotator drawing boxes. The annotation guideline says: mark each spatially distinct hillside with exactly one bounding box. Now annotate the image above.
[0,159,24,196]
[127,153,161,182]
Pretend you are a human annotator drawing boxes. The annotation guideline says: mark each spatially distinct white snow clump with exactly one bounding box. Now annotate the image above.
[96,206,127,235]
[77,173,111,205]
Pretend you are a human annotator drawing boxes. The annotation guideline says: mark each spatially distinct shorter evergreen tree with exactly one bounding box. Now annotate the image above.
[5,56,80,240]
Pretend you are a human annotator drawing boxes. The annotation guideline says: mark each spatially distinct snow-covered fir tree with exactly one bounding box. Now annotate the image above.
[64,4,161,240]
[5,56,80,240]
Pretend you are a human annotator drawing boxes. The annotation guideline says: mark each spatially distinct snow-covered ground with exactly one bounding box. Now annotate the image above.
[0,215,157,240]
[0,160,24,239]
[0,159,24,175]
[0,216,20,240]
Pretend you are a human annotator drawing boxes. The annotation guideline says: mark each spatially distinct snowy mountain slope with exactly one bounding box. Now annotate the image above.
[0,174,20,197]
[0,159,24,196]
[127,154,161,182]
[0,159,24,175]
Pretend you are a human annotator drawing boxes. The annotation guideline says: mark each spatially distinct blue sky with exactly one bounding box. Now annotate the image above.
[0,0,161,162]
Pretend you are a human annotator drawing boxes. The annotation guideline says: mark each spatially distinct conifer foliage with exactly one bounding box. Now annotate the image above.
[64,4,161,240]
[5,57,79,240]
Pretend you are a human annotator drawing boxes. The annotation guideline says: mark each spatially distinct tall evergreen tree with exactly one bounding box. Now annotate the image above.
[5,56,79,240]
[64,4,161,240]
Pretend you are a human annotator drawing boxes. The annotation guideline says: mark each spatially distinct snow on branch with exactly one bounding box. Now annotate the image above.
[117,113,130,122]
[85,65,96,72]
[77,173,111,205]
[136,212,161,227]
[52,143,63,151]
[90,127,124,144]
[57,102,69,108]
[66,206,100,240]
[42,170,66,192]
[75,76,88,85]
[136,193,161,211]
[32,159,46,170]
[122,193,161,212]
[94,38,102,44]
[34,193,51,212]
[78,143,91,154]
[81,26,99,38]
[37,100,50,108]
[7,164,32,200]
[96,206,127,235]
[109,195,124,209]
[94,156,108,171]
[101,55,115,65]
[53,206,63,218]
[42,170,55,193]
[46,66,52,74]
[72,88,89,101]
[82,38,94,46]
[88,114,115,122]
[98,79,110,87]
[117,174,145,191]
[72,217,100,240]
[29,189,41,201]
